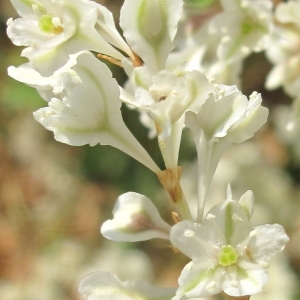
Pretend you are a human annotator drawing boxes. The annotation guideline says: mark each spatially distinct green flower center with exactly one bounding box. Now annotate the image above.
[241,21,254,35]
[218,245,238,267]
[39,15,63,34]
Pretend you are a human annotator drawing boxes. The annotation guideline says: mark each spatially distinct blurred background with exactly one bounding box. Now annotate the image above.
[1,0,300,299]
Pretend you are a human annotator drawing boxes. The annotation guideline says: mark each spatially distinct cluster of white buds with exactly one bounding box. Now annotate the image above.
[7,0,292,299]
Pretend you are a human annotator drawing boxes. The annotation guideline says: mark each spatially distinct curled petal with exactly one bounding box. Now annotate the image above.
[32,52,159,173]
[8,56,81,100]
[229,92,269,143]
[101,192,171,242]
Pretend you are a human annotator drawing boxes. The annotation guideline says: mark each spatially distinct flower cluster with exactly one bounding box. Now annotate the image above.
[6,0,292,299]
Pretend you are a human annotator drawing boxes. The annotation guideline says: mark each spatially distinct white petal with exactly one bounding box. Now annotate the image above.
[210,0,273,62]
[203,200,252,247]
[7,18,49,46]
[238,190,254,220]
[229,92,269,143]
[170,220,217,261]
[131,70,212,140]
[248,224,289,262]
[173,261,222,299]
[101,192,170,242]
[9,0,39,18]
[8,0,128,74]
[186,87,248,141]
[222,265,268,296]
[93,4,133,58]
[33,52,160,172]
[265,63,286,91]
[120,0,183,72]
[8,56,81,100]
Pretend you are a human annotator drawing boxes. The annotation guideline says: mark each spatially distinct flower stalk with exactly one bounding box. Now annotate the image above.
[157,167,192,220]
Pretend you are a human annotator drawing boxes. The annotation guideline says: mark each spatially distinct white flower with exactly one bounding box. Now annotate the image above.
[79,271,176,300]
[185,84,268,221]
[265,0,300,98]
[101,192,171,242]
[7,54,81,101]
[208,0,273,62]
[7,0,132,74]
[30,51,159,173]
[121,67,213,168]
[170,189,289,299]
[186,85,268,144]
[167,22,243,87]
[120,0,183,72]
[131,69,213,138]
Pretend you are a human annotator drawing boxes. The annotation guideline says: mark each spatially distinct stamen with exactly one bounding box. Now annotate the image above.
[39,14,63,34]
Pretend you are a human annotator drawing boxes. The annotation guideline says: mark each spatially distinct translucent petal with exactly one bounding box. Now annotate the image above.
[238,190,254,220]
[248,224,289,262]
[203,200,252,247]
[222,265,268,296]
[170,220,217,261]
[173,261,223,299]
[7,17,51,46]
